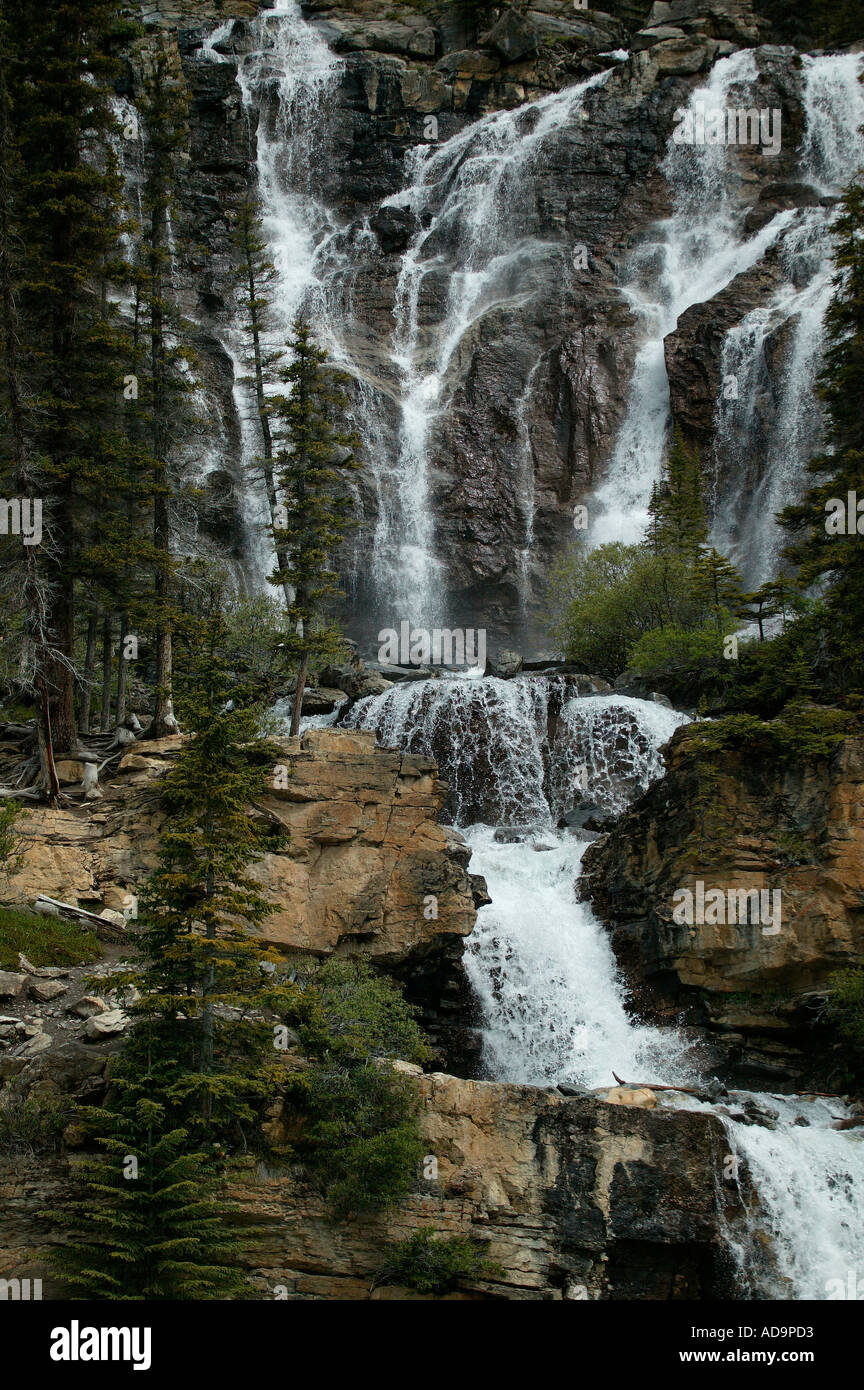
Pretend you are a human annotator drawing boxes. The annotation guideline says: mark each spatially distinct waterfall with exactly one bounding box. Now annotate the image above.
[348,675,864,1299]
[710,53,864,582]
[374,66,616,624]
[590,50,795,547]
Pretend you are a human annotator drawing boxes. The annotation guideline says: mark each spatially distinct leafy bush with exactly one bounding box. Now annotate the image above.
[629,622,735,704]
[690,705,854,762]
[0,906,102,971]
[546,543,703,678]
[825,969,864,1046]
[376,1228,500,1295]
[286,958,430,1216]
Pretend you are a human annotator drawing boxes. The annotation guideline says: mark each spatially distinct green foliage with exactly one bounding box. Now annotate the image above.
[0,1084,69,1157]
[646,429,708,559]
[629,622,735,704]
[546,542,705,678]
[269,317,361,731]
[825,969,864,1047]
[780,180,864,694]
[0,798,24,882]
[376,1227,500,1295]
[113,614,295,1143]
[47,1097,254,1300]
[690,704,855,761]
[287,957,430,1216]
[0,905,101,971]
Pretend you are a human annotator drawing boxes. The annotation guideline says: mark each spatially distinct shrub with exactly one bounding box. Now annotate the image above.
[376,1228,500,1295]
[286,958,431,1216]
[0,1086,69,1157]
[825,969,864,1046]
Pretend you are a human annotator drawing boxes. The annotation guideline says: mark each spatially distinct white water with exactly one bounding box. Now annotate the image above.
[591,51,795,546]
[377,66,616,622]
[348,676,864,1299]
[711,54,864,582]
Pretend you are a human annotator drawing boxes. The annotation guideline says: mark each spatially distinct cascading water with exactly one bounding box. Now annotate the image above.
[348,675,864,1299]
[710,53,864,582]
[590,50,796,547]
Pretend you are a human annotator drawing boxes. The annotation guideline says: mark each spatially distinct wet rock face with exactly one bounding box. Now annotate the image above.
[581,725,864,1088]
[128,0,827,642]
[2,1075,738,1300]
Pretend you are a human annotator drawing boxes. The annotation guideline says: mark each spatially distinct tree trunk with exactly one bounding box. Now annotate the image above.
[100,611,113,732]
[80,609,98,736]
[290,649,309,737]
[116,612,129,727]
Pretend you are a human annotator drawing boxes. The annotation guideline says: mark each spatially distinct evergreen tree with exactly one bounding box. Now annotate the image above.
[693,547,744,633]
[646,428,708,559]
[269,318,360,734]
[230,197,292,606]
[0,0,137,785]
[780,178,864,691]
[116,614,295,1137]
[48,1098,253,1300]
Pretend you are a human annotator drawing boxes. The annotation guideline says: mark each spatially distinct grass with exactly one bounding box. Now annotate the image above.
[0,905,102,971]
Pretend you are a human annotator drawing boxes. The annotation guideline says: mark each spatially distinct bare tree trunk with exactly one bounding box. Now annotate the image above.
[79,608,98,736]
[115,612,129,726]
[101,611,113,732]
[290,649,309,737]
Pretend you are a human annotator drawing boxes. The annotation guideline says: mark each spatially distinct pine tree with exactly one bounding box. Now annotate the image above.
[269,318,360,734]
[115,613,295,1137]
[646,428,708,559]
[693,547,744,633]
[780,178,864,691]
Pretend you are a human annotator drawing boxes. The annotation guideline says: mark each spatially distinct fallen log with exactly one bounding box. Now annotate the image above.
[611,1070,702,1096]
[33,894,126,941]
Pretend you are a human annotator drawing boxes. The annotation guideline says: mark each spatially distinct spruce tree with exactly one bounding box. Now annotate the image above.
[48,1098,253,1300]
[269,318,360,734]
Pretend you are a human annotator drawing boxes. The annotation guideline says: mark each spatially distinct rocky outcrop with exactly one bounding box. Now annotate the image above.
[5,729,483,1062]
[581,723,864,1086]
[1,1071,741,1300]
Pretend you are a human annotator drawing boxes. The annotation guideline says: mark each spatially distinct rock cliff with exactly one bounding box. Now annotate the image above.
[581,723,864,1086]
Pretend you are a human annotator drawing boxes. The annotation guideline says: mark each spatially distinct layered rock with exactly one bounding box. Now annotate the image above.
[581,723,864,1085]
[5,729,482,1061]
[1,1072,740,1300]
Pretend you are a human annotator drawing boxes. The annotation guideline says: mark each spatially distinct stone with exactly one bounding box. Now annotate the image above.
[0,972,27,1000]
[68,996,108,1020]
[28,979,68,1003]
[84,1009,129,1040]
[601,1086,658,1109]
[484,9,539,63]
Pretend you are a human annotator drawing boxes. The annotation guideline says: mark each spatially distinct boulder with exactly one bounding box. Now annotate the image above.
[84,1009,129,1040]
[0,972,27,1000]
[28,979,68,1003]
[484,9,539,63]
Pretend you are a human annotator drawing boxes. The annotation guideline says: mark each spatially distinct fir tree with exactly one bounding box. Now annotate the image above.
[693,547,744,633]
[269,317,360,734]
[0,0,137,782]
